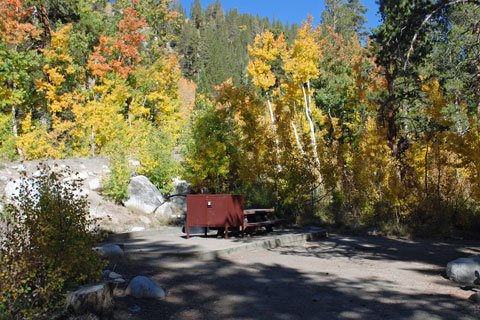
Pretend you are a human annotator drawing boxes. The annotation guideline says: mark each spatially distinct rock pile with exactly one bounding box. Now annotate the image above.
[0,158,193,232]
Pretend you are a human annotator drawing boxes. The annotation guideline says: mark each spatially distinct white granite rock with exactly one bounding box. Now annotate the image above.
[446,255,480,285]
[94,244,124,259]
[123,176,163,215]
[126,276,165,300]
[88,178,102,192]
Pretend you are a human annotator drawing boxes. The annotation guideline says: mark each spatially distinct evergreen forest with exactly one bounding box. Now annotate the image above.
[1,0,480,239]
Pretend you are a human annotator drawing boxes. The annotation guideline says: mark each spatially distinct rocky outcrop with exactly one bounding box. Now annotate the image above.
[446,255,480,285]
[123,175,164,214]
[0,159,193,233]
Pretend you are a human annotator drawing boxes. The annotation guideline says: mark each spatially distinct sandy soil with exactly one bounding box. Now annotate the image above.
[111,233,480,320]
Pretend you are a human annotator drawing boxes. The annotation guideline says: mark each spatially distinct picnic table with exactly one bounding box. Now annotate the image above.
[243,208,283,233]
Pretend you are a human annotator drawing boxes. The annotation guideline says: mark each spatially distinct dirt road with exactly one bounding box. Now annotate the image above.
[114,233,480,320]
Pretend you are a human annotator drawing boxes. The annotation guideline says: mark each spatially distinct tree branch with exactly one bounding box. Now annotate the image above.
[404,0,480,71]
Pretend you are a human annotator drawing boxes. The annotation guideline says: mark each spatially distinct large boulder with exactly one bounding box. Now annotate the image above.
[168,178,191,215]
[155,201,184,219]
[66,282,113,316]
[4,179,37,201]
[126,276,165,300]
[5,177,88,203]
[123,175,164,214]
[446,255,480,285]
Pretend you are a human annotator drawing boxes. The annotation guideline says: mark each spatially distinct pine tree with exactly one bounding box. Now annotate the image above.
[321,0,368,40]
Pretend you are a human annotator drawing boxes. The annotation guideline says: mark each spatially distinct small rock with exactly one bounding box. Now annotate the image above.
[114,278,126,284]
[126,276,165,300]
[367,227,378,236]
[80,164,87,169]
[139,215,151,225]
[101,270,111,279]
[66,282,113,316]
[88,171,95,176]
[131,227,145,232]
[173,178,192,195]
[0,176,8,182]
[470,292,480,303]
[108,271,122,279]
[129,159,141,167]
[446,255,480,285]
[88,178,102,192]
[90,207,108,218]
[17,164,26,172]
[94,244,124,259]
[72,188,89,199]
[77,171,89,180]
[128,305,141,313]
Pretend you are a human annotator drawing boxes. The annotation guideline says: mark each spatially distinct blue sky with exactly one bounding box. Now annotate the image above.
[177,0,381,32]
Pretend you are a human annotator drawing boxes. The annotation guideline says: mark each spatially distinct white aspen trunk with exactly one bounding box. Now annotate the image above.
[291,117,304,155]
[293,102,305,140]
[11,103,22,156]
[227,103,235,138]
[266,93,280,160]
[291,102,304,154]
[91,126,96,156]
[11,82,22,156]
[303,85,321,174]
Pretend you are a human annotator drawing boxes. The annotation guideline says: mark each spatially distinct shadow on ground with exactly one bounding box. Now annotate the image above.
[111,233,480,320]
[277,232,480,269]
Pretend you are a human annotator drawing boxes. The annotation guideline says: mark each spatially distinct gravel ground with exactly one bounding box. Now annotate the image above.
[111,233,480,320]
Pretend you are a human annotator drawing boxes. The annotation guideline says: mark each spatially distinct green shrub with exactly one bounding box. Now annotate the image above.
[137,128,180,194]
[0,113,18,161]
[102,151,132,203]
[0,165,105,319]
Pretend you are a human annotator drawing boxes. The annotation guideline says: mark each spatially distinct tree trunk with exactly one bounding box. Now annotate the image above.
[291,116,304,155]
[424,142,429,197]
[11,103,22,156]
[302,85,321,174]
[385,74,398,155]
[266,94,280,161]
[91,126,96,156]
[475,64,480,119]
[38,5,51,48]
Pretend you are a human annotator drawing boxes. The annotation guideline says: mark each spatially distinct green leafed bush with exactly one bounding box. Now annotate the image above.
[0,165,105,319]
[0,113,18,161]
[102,151,132,203]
